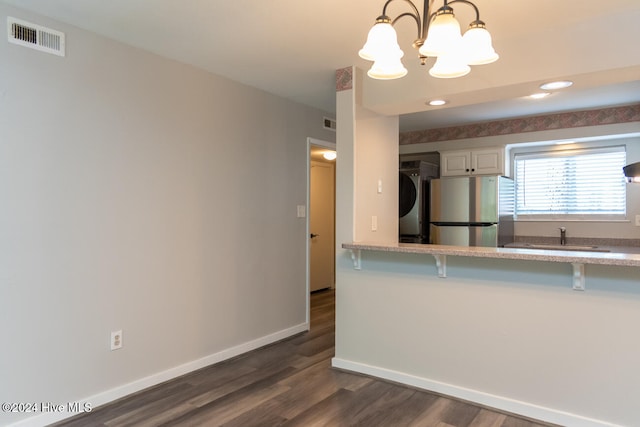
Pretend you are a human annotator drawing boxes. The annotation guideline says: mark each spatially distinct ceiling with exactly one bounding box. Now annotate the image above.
[4,0,640,132]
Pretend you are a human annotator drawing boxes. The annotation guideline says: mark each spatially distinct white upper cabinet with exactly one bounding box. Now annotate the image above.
[440,148,505,176]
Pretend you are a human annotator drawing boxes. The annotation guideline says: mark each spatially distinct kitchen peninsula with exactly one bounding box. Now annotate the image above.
[334,68,640,427]
[333,241,640,426]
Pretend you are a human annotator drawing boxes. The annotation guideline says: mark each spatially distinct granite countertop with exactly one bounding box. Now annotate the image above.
[504,242,640,254]
[342,242,640,267]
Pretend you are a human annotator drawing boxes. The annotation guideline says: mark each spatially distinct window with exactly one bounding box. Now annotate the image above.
[514,145,626,219]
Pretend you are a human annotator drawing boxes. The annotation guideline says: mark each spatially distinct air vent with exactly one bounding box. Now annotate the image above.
[323,117,336,132]
[7,17,65,57]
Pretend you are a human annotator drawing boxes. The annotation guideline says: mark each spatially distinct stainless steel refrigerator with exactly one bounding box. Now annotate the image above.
[429,176,514,247]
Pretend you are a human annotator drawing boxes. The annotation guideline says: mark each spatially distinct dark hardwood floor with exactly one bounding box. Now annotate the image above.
[52,290,554,427]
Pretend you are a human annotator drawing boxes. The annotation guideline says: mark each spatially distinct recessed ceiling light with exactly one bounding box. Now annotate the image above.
[529,92,551,99]
[540,80,573,90]
[427,99,447,106]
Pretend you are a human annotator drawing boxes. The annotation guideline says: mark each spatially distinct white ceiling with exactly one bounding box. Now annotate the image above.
[4,0,640,131]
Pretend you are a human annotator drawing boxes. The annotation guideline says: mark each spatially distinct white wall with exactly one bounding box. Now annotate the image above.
[335,66,399,365]
[400,124,640,241]
[354,108,399,242]
[335,67,399,247]
[0,4,334,425]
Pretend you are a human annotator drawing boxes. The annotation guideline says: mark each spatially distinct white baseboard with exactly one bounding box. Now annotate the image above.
[331,357,621,427]
[8,323,309,427]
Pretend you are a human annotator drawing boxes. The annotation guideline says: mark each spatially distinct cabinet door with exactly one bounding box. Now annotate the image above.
[472,149,504,175]
[441,151,471,176]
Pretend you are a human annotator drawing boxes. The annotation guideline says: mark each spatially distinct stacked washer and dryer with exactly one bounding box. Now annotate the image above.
[399,160,439,243]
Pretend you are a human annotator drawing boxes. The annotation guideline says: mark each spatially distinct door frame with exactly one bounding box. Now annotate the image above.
[306,137,336,325]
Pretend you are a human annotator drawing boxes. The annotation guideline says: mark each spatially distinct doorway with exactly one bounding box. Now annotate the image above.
[306,137,336,324]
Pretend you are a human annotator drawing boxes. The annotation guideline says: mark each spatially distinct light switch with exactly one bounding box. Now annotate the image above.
[297,205,306,218]
[371,216,378,231]
[377,179,383,194]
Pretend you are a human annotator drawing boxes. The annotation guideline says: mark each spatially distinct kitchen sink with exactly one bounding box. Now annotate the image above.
[506,243,610,253]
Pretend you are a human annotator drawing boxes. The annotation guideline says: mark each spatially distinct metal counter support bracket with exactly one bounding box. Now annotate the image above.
[349,249,445,277]
[350,249,361,270]
[433,254,447,278]
[572,263,585,291]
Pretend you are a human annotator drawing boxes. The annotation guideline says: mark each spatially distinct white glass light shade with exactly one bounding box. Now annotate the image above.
[419,12,463,57]
[359,21,402,61]
[462,25,499,65]
[429,51,470,78]
[367,54,408,80]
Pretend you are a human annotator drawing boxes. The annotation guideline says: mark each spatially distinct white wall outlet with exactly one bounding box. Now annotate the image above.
[297,205,306,218]
[110,330,123,351]
[371,215,378,231]
[636,214,640,227]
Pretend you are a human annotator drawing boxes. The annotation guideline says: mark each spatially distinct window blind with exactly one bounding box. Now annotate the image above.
[514,146,626,217]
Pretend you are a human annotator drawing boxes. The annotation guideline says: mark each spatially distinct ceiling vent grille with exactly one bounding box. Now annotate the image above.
[323,117,336,132]
[7,17,65,57]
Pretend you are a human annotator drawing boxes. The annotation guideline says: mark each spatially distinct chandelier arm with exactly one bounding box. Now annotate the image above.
[445,0,481,22]
[421,0,434,40]
[391,12,421,37]
[382,0,420,18]
[381,0,433,40]
[425,9,439,28]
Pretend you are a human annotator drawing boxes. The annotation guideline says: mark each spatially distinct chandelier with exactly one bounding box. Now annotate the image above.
[359,0,498,79]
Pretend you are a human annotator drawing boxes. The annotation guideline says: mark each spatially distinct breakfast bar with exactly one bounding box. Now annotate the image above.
[334,241,640,426]
[342,242,640,290]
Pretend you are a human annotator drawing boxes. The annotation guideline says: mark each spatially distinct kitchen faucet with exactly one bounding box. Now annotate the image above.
[559,227,566,245]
